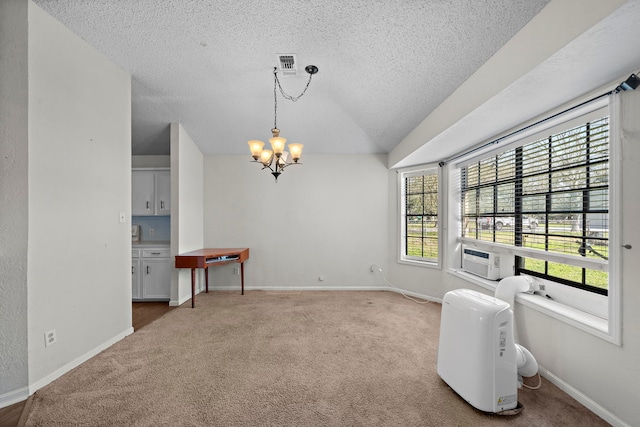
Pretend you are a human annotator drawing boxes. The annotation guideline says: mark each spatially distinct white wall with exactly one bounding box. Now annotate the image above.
[27,1,132,389]
[0,0,30,405]
[203,154,389,291]
[170,123,204,304]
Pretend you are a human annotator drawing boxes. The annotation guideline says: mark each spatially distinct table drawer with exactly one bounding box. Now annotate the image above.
[142,248,170,258]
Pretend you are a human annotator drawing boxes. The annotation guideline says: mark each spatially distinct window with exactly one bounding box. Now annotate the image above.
[399,166,441,266]
[461,110,609,295]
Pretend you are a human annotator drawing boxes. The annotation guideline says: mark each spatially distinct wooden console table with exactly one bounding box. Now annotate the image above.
[175,248,249,308]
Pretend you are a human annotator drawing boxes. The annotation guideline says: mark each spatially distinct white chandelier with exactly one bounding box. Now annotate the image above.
[247,64,318,182]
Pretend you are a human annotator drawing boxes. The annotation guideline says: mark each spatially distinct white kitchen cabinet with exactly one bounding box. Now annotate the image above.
[132,246,170,301]
[142,258,171,299]
[132,169,170,216]
[154,171,171,215]
[132,249,142,300]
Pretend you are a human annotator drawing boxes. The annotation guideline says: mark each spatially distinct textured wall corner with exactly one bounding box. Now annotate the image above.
[0,0,30,401]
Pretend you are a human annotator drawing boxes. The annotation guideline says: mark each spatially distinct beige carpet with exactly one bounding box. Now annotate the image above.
[26,291,608,426]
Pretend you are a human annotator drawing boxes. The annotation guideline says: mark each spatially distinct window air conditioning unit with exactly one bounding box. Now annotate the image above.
[462,245,513,280]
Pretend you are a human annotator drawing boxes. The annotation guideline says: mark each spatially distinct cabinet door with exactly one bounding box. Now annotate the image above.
[155,171,171,215]
[132,258,142,300]
[132,172,155,215]
[142,259,171,300]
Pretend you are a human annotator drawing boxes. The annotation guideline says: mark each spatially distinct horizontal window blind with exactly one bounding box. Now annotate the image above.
[460,106,610,294]
[455,97,609,168]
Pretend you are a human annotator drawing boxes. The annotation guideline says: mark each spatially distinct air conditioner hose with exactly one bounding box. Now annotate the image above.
[496,276,542,390]
[515,343,538,377]
[495,275,536,308]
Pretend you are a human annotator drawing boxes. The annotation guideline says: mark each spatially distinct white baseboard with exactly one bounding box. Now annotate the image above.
[386,286,442,303]
[179,286,434,302]
[0,386,29,409]
[170,294,192,306]
[1,327,134,410]
[28,327,134,396]
[170,283,206,306]
[539,366,629,427]
[202,285,387,292]
[169,285,390,306]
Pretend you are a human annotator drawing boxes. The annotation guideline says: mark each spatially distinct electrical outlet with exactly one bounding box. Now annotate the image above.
[45,329,57,347]
[149,228,155,236]
[234,267,240,275]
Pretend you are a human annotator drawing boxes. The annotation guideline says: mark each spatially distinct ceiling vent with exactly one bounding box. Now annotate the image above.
[277,54,298,76]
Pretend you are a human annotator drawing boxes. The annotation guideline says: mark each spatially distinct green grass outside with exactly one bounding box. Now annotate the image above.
[407,227,438,259]
[523,258,608,289]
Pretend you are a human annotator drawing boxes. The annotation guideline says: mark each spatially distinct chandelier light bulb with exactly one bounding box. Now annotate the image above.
[269,137,286,156]
[269,128,287,156]
[260,149,274,166]
[288,143,304,162]
[247,140,265,160]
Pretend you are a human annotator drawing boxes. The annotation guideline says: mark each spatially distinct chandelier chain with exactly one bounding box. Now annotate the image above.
[273,66,314,99]
[273,70,278,129]
[272,67,315,129]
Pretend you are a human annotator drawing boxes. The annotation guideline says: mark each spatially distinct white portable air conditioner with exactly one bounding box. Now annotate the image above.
[437,289,518,413]
[462,246,512,280]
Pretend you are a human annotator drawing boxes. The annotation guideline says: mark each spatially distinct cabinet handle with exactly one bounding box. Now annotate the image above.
[150,252,161,255]
[146,266,150,274]
[132,266,134,274]
[146,201,150,209]
[160,201,164,209]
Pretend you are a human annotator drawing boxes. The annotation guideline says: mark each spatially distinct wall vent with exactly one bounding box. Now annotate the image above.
[277,54,297,76]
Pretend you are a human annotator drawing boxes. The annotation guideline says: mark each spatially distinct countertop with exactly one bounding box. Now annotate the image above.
[132,240,170,248]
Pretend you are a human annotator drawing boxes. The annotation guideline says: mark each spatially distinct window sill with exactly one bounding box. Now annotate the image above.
[448,269,615,344]
[398,258,441,269]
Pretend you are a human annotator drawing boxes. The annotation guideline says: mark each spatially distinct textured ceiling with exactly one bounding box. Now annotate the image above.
[393,0,640,167]
[32,0,550,156]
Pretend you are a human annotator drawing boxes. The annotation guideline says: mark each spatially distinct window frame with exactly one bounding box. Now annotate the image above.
[452,95,621,345]
[460,105,610,294]
[398,164,443,268]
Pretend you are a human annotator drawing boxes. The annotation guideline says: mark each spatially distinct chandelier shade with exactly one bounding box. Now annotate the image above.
[268,133,287,156]
[247,140,265,160]
[260,149,273,165]
[288,143,304,162]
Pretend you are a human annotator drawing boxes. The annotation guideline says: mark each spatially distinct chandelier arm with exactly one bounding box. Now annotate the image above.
[278,161,302,171]
[249,158,275,173]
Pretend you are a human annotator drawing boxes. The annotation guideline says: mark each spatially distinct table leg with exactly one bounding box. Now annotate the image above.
[190,268,196,308]
[205,266,209,293]
[240,261,245,295]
